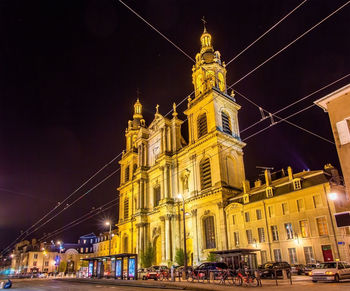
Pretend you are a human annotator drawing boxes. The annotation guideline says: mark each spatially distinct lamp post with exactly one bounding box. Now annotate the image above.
[56,241,63,273]
[325,190,341,260]
[105,221,112,256]
[177,194,187,276]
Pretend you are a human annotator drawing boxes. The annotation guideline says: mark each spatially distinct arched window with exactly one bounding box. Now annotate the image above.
[203,216,216,249]
[125,165,130,183]
[221,112,231,134]
[124,198,129,220]
[200,158,212,190]
[123,236,128,253]
[197,113,208,138]
[154,186,161,207]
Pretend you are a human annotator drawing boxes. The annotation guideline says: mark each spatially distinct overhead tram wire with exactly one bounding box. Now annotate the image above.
[226,0,308,66]
[39,198,118,242]
[118,0,195,63]
[240,73,350,134]
[228,0,350,88]
[233,88,334,144]
[1,167,121,255]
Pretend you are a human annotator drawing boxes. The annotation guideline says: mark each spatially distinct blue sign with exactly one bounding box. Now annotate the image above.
[116,260,122,277]
[128,258,135,278]
[338,241,345,245]
[88,262,93,277]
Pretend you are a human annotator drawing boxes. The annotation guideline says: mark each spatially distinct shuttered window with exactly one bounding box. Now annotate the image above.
[221,112,231,134]
[197,113,208,138]
[200,158,212,190]
[125,166,130,183]
[204,216,216,249]
[124,198,129,220]
[154,186,161,207]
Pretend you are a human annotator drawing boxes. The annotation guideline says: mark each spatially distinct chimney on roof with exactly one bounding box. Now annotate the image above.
[287,166,293,181]
[243,180,250,193]
[254,179,262,188]
[265,169,271,186]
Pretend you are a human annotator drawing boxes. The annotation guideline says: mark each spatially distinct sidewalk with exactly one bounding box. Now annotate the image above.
[56,275,312,291]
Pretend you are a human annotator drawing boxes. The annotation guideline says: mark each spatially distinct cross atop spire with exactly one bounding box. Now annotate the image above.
[201,16,207,32]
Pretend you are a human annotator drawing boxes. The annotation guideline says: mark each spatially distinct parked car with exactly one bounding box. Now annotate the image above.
[258,261,291,278]
[311,261,350,282]
[144,265,168,280]
[138,268,148,280]
[291,264,305,275]
[192,262,228,279]
[304,263,319,276]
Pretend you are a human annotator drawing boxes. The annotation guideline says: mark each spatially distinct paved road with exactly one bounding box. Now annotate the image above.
[8,279,181,291]
[6,278,350,291]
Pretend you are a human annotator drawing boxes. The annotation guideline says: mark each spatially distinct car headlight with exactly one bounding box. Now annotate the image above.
[325,271,334,275]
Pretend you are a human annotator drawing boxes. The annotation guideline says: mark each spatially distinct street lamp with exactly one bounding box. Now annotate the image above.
[105,221,112,256]
[177,194,187,277]
[328,192,338,201]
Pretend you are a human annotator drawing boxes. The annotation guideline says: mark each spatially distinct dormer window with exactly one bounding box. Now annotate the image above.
[243,194,249,204]
[293,178,301,190]
[266,187,273,198]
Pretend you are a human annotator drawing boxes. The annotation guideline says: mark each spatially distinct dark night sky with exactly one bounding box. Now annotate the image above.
[1,0,349,251]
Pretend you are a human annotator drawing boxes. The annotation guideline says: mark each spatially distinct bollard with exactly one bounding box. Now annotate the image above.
[182,270,186,281]
[171,267,175,282]
[209,271,214,283]
[282,269,288,280]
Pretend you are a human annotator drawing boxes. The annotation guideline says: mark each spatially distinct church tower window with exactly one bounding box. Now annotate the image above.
[124,198,129,220]
[153,186,161,207]
[221,111,231,134]
[203,216,216,249]
[124,166,130,183]
[197,113,208,138]
[200,158,212,190]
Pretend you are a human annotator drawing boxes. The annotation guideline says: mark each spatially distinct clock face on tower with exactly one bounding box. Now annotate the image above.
[218,72,225,91]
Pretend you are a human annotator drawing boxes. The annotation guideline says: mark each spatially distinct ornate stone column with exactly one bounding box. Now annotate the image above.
[165,215,172,261]
[191,209,199,265]
[160,166,165,200]
[165,165,169,199]
[217,202,228,250]
[140,179,144,209]
[160,216,166,263]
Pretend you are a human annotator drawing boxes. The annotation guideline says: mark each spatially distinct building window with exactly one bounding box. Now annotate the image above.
[313,195,322,208]
[268,205,274,218]
[204,216,216,249]
[273,249,282,262]
[85,247,88,252]
[153,186,161,207]
[44,261,49,266]
[246,229,253,244]
[266,187,273,197]
[258,227,265,243]
[288,248,297,264]
[244,212,250,222]
[123,236,128,253]
[124,165,130,183]
[124,198,129,220]
[256,209,262,220]
[261,251,267,264]
[282,202,289,215]
[285,223,294,239]
[232,215,236,225]
[297,199,304,212]
[304,246,314,264]
[316,217,329,236]
[80,247,84,253]
[221,111,231,134]
[33,261,37,266]
[197,113,208,138]
[299,220,310,238]
[234,231,240,247]
[83,239,87,244]
[293,179,301,190]
[199,158,212,190]
[34,254,38,259]
[271,225,279,241]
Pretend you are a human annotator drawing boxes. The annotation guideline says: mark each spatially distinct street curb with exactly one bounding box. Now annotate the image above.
[54,278,186,289]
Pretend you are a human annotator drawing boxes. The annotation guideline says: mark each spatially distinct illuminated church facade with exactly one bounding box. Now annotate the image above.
[116,29,350,266]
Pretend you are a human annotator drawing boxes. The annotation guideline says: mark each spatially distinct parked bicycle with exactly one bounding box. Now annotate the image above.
[158,268,171,281]
[187,269,207,283]
[234,268,260,287]
[213,268,235,285]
